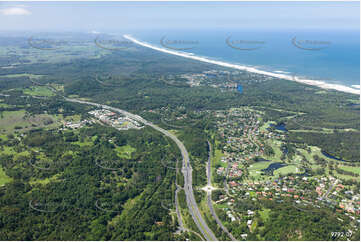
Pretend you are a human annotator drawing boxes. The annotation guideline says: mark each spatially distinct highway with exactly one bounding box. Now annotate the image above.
[206,141,236,241]
[64,98,217,241]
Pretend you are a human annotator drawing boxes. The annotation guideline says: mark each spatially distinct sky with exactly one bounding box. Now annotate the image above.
[0,1,359,33]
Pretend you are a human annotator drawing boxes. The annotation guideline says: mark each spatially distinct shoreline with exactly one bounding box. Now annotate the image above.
[123,34,359,95]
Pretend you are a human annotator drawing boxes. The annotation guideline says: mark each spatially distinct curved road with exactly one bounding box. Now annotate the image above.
[206,141,237,241]
[64,98,217,241]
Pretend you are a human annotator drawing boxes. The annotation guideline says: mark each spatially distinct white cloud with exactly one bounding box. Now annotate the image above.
[0,7,31,16]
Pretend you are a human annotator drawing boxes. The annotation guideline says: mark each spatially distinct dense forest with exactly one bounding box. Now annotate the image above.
[0,96,182,240]
[0,35,359,240]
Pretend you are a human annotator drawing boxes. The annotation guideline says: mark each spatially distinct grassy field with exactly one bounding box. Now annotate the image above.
[248,161,272,180]
[115,145,136,159]
[29,174,61,185]
[0,45,110,66]
[212,140,227,169]
[338,165,360,175]
[0,102,12,108]
[0,110,61,133]
[23,86,55,97]
[0,73,45,79]
[0,167,12,186]
[0,134,8,141]
[266,139,283,161]
[0,110,28,132]
[71,139,93,147]
[295,146,358,180]
[274,165,302,176]
[259,121,276,133]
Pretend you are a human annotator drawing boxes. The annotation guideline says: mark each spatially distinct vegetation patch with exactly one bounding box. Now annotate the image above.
[23,86,55,97]
[0,167,12,186]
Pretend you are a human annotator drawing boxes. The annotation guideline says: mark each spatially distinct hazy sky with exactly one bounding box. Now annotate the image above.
[0,1,359,32]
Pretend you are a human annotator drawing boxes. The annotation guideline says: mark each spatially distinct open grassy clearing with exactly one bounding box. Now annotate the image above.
[29,174,61,186]
[0,167,12,186]
[265,139,283,161]
[0,110,62,133]
[0,73,45,79]
[115,145,136,159]
[23,86,55,97]
[248,161,272,180]
[259,120,276,132]
[0,45,110,65]
[338,165,360,175]
[274,165,303,176]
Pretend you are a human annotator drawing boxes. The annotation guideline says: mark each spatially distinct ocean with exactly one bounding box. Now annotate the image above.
[130,29,360,90]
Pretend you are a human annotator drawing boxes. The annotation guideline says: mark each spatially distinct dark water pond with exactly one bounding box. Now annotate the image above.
[270,123,288,132]
[261,162,287,173]
[254,157,269,162]
[321,151,346,162]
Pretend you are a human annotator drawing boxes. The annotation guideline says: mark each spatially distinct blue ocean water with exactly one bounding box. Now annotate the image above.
[131,29,360,88]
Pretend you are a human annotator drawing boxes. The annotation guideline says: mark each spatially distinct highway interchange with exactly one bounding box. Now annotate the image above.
[65,98,218,241]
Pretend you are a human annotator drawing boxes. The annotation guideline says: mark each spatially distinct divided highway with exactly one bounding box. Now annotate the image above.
[64,98,217,241]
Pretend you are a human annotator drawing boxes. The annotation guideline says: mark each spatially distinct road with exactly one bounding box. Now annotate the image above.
[322,178,338,200]
[206,141,237,241]
[175,184,185,232]
[64,98,217,241]
[223,163,231,197]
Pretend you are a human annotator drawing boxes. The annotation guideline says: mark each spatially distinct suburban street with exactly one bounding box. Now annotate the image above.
[206,142,236,241]
[64,98,217,241]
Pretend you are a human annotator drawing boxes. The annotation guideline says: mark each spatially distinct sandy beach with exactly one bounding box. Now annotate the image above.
[124,34,359,95]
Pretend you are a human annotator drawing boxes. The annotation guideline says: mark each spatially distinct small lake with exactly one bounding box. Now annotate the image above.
[321,151,347,162]
[261,162,287,173]
[270,123,288,132]
[237,84,243,94]
[254,157,269,162]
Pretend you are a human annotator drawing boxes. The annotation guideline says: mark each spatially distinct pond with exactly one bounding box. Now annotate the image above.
[237,84,243,94]
[321,151,347,162]
[270,123,288,132]
[261,162,287,173]
[254,157,269,162]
